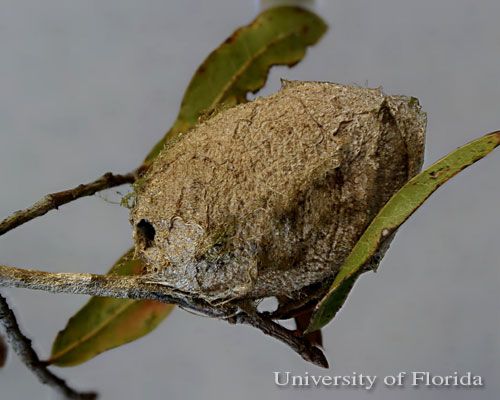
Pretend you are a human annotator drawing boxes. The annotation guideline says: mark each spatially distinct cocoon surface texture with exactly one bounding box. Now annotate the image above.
[131,81,426,304]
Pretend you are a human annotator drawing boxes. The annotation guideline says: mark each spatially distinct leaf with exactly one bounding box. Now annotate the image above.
[306,131,500,333]
[49,249,174,367]
[145,6,327,161]
[0,334,7,368]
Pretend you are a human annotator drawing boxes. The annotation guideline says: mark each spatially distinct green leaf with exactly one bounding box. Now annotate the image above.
[145,6,327,161]
[49,249,174,367]
[306,131,500,333]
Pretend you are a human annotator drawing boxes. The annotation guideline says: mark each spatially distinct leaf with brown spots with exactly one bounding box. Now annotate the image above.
[307,130,500,333]
[145,6,327,161]
[48,249,174,367]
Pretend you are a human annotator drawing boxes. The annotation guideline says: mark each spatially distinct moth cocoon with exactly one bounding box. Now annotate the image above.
[131,81,426,304]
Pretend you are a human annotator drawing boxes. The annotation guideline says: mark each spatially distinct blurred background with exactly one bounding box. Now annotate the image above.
[0,1,499,399]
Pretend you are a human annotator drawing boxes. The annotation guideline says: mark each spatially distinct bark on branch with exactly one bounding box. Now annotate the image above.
[0,292,97,399]
[0,166,146,237]
[229,310,328,368]
[0,264,328,368]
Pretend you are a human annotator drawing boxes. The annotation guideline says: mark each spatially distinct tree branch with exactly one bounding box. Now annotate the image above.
[0,332,6,368]
[229,309,328,368]
[0,292,97,399]
[0,166,147,236]
[0,264,206,311]
[0,264,328,368]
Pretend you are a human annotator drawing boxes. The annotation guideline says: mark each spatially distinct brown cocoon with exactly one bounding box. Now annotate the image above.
[131,81,426,304]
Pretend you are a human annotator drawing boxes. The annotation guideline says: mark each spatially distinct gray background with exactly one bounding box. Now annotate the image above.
[0,1,499,399]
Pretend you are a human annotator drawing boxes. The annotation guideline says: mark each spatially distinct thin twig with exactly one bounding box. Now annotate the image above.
[0,332,6,367]
[228,310,329,368]
[0,292,97,399]
[0,264,329,367]
[0,166,147,236]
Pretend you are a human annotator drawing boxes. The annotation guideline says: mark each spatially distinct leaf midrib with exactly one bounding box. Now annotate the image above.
[210,31,294,109]
[49,300,137,363]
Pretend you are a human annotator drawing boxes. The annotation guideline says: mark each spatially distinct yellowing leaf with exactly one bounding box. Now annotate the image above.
[145,6,327,161]
[49,249,174,367]
[307,131,500,333]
